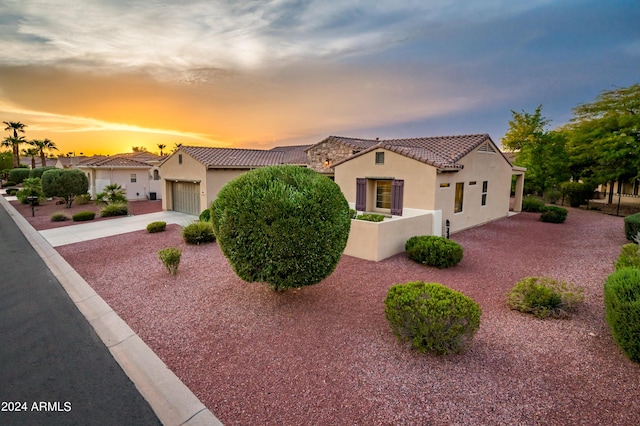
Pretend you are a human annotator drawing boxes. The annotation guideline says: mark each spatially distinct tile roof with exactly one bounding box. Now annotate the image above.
[269,145,311,164]
[304,136,380,152]
[78,155,151,168]
[180,146,297,168]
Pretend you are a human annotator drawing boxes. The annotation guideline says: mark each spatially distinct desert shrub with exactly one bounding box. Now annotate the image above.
[72,211,95,221]
[42,169,89,208]
[561,181,595,208]
[75,193,91,205]
[8,168,31,185]
[356,213,385,222]
[95,183,126,205]
[522,195,546,212]
[158,247,181,276]
[182,221,215,245]
[16,177,45,205]
[604,268,640,362]
[544,188,562,205]
[624,213,640,241]
[50,212,70,222]
[349,208,357,219]
[540,206,568,223]
[506,276,584,319]
[6,187,19,196]
[199,208,211,222]
[5,181,16,187]
[99,202,128,217]
[212,165,351,291]
[29,166,56,179]
[405,235,463,268]
[384,281,481,354]
[146,221,167,233]
[614,244,640,270]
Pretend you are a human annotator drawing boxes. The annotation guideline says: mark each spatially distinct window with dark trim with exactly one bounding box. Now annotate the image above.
[130,173,137,183]
[440,183,450,188]
[481,181,488,206]
[178,154,183,164]
[153,170,160,180]
[375,152,384,165]
[454,182,464,213]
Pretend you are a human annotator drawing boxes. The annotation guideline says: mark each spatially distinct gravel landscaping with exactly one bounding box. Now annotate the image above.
[50,207,640,425]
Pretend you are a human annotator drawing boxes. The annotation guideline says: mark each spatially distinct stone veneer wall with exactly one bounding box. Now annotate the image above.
[306,139,359,174]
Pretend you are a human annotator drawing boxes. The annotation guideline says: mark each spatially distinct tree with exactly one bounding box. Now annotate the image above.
[564,84,640,203]
[21,147,39,169]
[3,121,26,168]
[131,146,148,152]
[30,138,58,167]
[157,144,166,156]
[212,165,351,291]
[41,169,89,208]
[502,105,569,195]
[95,183,127,205]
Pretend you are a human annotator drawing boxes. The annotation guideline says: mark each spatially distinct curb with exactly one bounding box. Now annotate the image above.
[0,195,222,426]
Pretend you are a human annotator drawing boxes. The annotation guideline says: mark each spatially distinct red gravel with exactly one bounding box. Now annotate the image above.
[54,208,639,425]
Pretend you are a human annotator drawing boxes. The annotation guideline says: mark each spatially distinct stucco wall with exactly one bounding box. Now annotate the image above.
[159,151,208,211]
[80,167,151,200]
[204,169,247,208]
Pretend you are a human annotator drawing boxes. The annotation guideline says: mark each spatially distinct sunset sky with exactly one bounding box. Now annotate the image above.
[1,0,639,156]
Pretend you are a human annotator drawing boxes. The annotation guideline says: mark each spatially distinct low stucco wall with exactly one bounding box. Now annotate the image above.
[343,211,436,261]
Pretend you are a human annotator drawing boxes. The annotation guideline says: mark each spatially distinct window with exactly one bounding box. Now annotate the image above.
[178,154,183,164]
[376,180,392,210]
[440,183,450,188]
[469,181,477,185]
[375,152,385,165]
[454,182,464,213]
[130,174,137,183]
[153,170,160,180]
[481,181,488,206]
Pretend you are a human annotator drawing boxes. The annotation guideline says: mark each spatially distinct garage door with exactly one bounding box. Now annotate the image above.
[172,181,200,215]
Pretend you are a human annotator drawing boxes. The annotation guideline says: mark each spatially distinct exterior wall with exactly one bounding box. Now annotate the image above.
[435,147,512,234]
[160,151,208,211]
[79,167,151,200]
[335,149,439,212]
[204,169,247,208]
[306,139,359,175]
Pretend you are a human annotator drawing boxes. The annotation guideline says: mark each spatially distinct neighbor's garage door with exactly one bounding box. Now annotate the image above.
[172,181,200,215]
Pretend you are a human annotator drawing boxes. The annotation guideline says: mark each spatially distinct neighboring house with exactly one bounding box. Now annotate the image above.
[597,179,640,204]
[158,145,309,215]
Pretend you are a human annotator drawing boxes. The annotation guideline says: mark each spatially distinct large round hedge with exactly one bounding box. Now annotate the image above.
[604,268,640,362]
[384,281,481,354]
[211,165,351,290]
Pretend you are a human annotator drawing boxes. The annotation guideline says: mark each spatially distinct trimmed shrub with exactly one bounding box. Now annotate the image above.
[99,203,128,217]
[544,188,562,205]
[29,166,56,179]
[506,276,584,319]
[72,211,95,222]
[75,193,91,205]
[405,235,463,268]
[6,187,19,196]
[561,181,595,208]
[50,212,70,222]
[42,169,89,208]
[158,247,181,276]
[356,213,385,222]
[212,165,350,291]
[522,195,546,212]
[199,208,211,223]
[349,208,357,219]
[624,213,640,241]
[540,206,568,223]
[182,221,215,245]
[384,281,481,354]
[8,168,31,185]
[5,181,17,187]
[604,268,640,362]
[146,221,167,233]
[614,244,640,270]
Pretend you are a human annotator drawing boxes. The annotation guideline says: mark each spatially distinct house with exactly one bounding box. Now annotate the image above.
[158,145,310,215]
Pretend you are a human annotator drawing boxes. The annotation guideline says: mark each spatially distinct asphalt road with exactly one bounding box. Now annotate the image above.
[0,202,161,425]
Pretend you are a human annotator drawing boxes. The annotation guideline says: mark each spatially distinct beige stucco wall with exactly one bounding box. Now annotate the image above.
[334,149,439,212]
[204,169,247,208]
[159,151,208,211]
[79,167,151,200]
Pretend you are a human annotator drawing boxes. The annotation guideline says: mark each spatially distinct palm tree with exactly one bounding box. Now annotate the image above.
[3,121,27,167]
[172,142,182,152]
[22,147,39,169]
[157,143,166,156]
[30,138,58,167]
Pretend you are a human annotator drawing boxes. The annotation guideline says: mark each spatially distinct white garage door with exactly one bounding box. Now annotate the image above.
[172,181,200,215]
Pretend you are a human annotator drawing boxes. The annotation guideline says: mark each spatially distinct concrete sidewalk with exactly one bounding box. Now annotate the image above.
[39,210,197,247]
[0,194,221,425]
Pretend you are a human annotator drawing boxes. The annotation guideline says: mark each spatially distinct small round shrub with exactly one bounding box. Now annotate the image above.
[540,206,568,223]
[5,181,17,187]
[624,212,640,241]
[604,268,640,362]
[146,221,167,233]
[384,281,481,354]
[522,196,546,212]
[5,187,19,196]
[182,221,215,245]
[561,181,595,208]
[99,203,128,217]
[50,212,70,222]
[199,208,211,223]
[212,165,351,291]
[405,235,463,268]
[506,276,584,319]
[158,247,182,276]
[75,193,91,205]
[29,166,56,179]
[356,213,385,222]
[8,168,31,185]
[544,188,562,205]
[72,211,96,222]
[614,244,640,270]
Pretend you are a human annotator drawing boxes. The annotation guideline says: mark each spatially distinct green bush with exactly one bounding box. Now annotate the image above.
[384,281,481,354]
[75,193,91,205]
[506,276,584,319]
[349,208,357,219]
[614,244,640,270]
[146,221,167,233]
[29,166,56,179]
[604,268,640,362]
[561,181,595,208]
[624,213,640,241]
[95,183,126,205]
[99,203,128,217]
[8,168,31,185]
[182,221,215,245]
[72,211,95,221]
[540,206,568,223]
[5,181,16,187]
[5,187,19,196]
[405,235,463,268]
[158,247,182,276]
[16,177,45,205]
[522,196,546,212]
[356,213,385,222]
[544,188,562,205]
[199,208,211,222]
[42,169,89,208]
[50,212,70,222]
[212,165,351,291]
